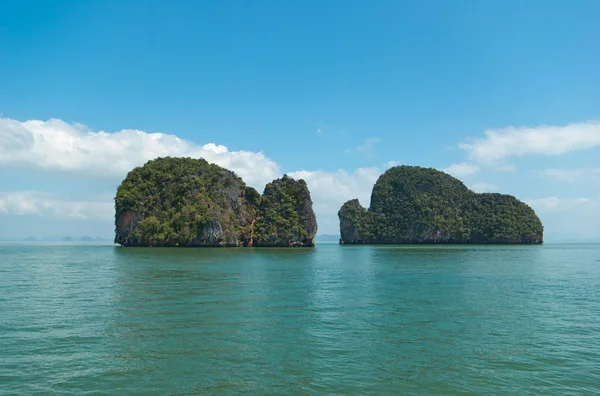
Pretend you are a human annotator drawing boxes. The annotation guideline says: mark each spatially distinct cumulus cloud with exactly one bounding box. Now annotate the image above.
[0,117,394,234]
[0,191,113,220]
[442,162,480,177]
[288,167,381,233]
[0,117,280,188]
[458,121,600,168]
[6,116,599,239]
[470,182,499,193]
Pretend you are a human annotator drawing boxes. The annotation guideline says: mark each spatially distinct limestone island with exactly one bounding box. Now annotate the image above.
[338,166,543,245]
[114,157,317,247]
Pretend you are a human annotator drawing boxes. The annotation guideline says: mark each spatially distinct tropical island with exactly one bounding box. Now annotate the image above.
[114,157,317,247]
[338,165,543,244]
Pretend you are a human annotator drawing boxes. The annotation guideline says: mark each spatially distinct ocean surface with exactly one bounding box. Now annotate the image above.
[1,242,599,395]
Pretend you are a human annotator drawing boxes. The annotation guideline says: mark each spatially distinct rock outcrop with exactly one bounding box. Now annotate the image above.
[114,157,316,247]
[253,175,318,247]
[338,165,544,245]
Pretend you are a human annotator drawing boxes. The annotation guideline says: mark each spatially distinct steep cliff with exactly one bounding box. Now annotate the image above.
[114,157,316,247]
[338,166,543,244]
[253,175,318,247]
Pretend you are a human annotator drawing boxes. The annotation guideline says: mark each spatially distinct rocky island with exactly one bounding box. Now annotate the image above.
[114,157,317,247]
[338,165,543,244]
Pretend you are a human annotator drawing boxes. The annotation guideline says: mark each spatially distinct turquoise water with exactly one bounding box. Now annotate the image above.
[1,242,599,395]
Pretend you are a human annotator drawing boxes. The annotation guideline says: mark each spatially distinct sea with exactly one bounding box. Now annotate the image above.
[1,242,599,395]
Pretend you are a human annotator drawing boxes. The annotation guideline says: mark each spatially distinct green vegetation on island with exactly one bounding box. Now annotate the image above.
[338,166,543,244]
[114,157,317,247]
[253,175,317,247]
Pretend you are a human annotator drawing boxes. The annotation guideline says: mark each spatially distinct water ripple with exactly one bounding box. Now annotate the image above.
[1,243,599,394]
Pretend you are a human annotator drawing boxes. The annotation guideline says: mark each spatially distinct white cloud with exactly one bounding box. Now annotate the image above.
[0,117,390,234]
[0,117,280,188]
[0,191,113,220]
[524,196,600,241]
[525,197,563,212]
[316,121,323,135]
[386,160,400,168]
[345,137,381,157]
[288,167,381,233]
[540,168,600,182]
[357,137,380,151]
[470,182,499,193]
[0,166,383,234]
[4,116,599,240]
[459,121,600,167]
[524,196,595,213]
[442,162,480,178]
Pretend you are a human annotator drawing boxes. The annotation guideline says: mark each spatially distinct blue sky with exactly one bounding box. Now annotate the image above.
[1,0,600,240]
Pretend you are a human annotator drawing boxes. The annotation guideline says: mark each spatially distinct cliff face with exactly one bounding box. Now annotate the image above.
[253,175,318,247]
[114,157,316,247]
[338,166,543,245]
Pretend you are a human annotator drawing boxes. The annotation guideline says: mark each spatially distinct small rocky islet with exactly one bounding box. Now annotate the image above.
[114,157,317,247]
[114,158,543,247]
[338,166,543,244]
